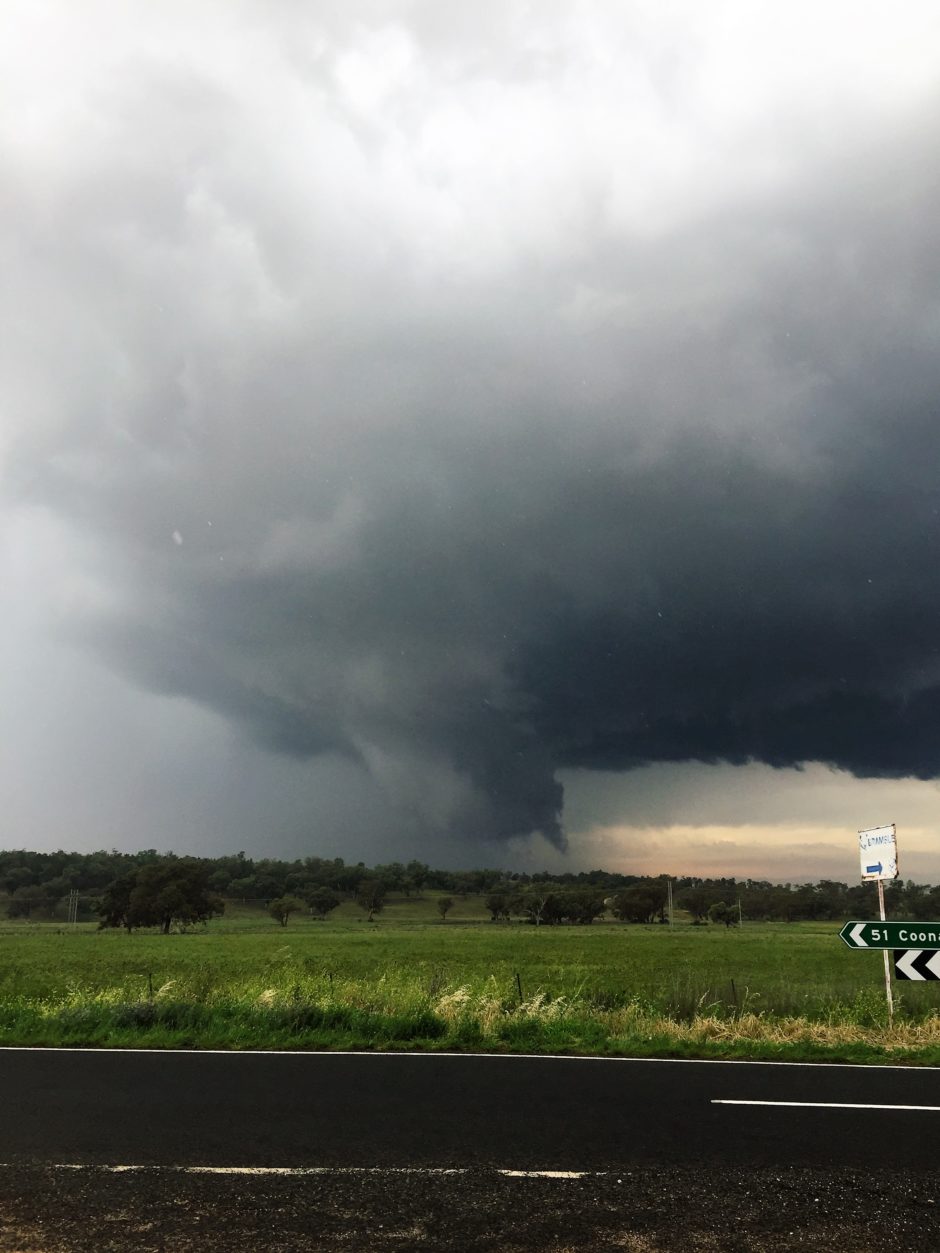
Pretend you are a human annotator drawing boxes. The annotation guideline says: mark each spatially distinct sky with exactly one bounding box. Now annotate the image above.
[3,1,940,881]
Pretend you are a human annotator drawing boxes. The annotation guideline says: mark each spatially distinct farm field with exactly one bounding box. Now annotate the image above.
[2,895,939,1063]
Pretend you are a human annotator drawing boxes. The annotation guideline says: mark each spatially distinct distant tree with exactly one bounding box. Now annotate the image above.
[306,887,340,919]
[254,869,285,900]
[518,888,560,926]
[332,862,364,894]
[923,886,940,919]
[83,855,124,890]
[811,879,848,921]
[268,895,306,927]
[886,879,939,922]
[448,870,480,897]
[96,861,224,934]
[766,888,802,923]
[557,891,606,925]
[678,888,712,924]
[485,892,511,922]
[355,879,386,922]
[6,884,54,920]
[708,901,739,928]
[42,874,76,900]
[436,896,454,921]
[3,866,34,895]
[229,875,259,901]
[285,871,315,897]
[406,860,430,896]
[95,874,137,932]
[373,862,406,892]
[610,884,666,924]
[207,869,233,895]
[845,882,878,918]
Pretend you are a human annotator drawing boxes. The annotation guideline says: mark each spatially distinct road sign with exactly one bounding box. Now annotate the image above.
[840,920,940,949]
[858,824,898,881]
[894,950,940,980]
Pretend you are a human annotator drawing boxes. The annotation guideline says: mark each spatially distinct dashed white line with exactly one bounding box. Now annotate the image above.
[0,1163,600,1179]
[498,1170,589,1179]
[47,1165,462,1176]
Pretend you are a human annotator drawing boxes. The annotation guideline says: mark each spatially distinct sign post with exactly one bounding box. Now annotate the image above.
[858,824,898,1024]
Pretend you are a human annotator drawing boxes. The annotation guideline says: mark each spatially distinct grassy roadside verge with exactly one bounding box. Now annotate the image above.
[4,915,939,1063]
[4,980,940,1064]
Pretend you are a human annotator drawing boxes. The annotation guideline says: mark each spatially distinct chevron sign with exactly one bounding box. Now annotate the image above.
[894,950,940,980]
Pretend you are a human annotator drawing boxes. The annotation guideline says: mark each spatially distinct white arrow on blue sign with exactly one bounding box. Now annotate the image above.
[858,824,898,881]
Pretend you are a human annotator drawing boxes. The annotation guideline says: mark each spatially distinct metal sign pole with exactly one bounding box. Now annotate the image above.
[877,879,894,1025]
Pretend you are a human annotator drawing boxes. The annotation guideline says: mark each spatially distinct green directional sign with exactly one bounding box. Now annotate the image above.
[840,920,940,949]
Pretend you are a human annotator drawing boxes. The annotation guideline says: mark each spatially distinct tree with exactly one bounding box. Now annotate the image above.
[96,861,224,934]
[95,874,137,932]
[355,879,386,922]
[518,888,557,926]
[708,901,739,928]
[268,895,306,927]
[229,875,259,901]
[406,860,430,896]
[436,896,454,921]
[557,891,606,925]
[678,887,712,924]
[485,892,511,922]
[254,865,286,899]
[306,887,340,919]
[6,885,55,920]
[610,884,667,924]
[3,866,35,896]
[208,869,233,895]
[373,862,406,892]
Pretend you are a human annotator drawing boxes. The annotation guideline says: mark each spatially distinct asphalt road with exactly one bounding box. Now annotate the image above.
[2,1047,940,1170]
[3,1050,940,1251]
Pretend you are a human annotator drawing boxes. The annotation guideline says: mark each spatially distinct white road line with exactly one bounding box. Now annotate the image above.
[0,1163,599,1179]
[0,1046,938,1071]
[713,1100,940,1111]
[48,1165,463,1176]
[499,1170,589,1179]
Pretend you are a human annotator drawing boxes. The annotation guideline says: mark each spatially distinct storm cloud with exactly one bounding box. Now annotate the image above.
[4,1,940,854]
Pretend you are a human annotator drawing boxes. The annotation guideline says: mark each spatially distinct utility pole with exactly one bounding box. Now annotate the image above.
[67,890,79,924]
[667,878,674,926]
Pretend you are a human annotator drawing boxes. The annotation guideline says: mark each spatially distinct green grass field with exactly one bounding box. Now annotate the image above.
[2,896,938,1063]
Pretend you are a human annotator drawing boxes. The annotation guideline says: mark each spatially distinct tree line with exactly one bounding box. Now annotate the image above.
[2,847,938,928]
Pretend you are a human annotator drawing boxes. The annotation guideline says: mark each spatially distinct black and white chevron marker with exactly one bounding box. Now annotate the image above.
[893,949,940,980]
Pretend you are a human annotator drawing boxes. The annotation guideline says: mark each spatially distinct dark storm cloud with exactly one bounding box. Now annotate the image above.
[4,3,940,850]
